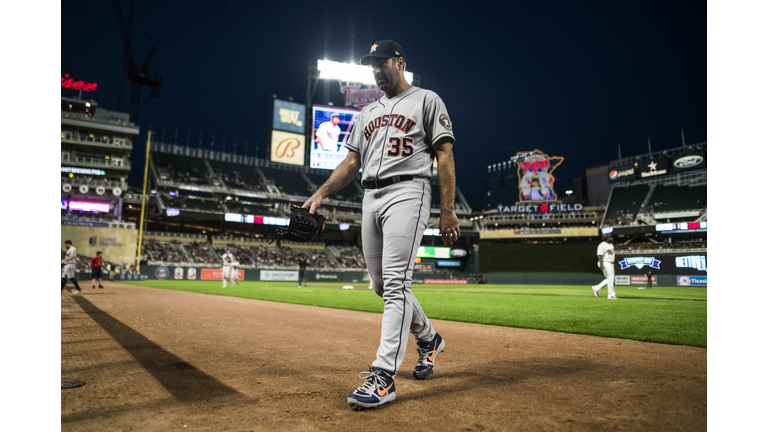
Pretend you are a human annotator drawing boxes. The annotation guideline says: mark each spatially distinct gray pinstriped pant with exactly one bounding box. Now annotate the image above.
[362,177,436,376]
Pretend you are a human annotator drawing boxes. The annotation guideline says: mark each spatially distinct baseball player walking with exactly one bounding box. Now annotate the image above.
[221,248,235,288]
[592,236,618,299]
[303,39,459,409]
[61,240,82,294]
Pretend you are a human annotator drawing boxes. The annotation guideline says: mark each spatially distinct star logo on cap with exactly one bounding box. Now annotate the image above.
[370,43,378,53]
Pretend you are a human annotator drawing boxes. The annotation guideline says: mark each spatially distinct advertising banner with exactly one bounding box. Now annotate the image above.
[310,106,362,170]
[637,158,669,179]
[187,267,197,280]
[201,269,244,280]
[677,276,707,286]
[260,270,298,281]
[272,99,306,134]
[671,153,706,172]
[174,267,184,280]
[615,275,631,285]
[608,164,637,183]
[270,130,306,166]
[61,225,138,265]
[437,260,462,267]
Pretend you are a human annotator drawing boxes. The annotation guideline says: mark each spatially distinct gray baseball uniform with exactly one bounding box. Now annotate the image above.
[345,86,454,376]
[62,246,77,279]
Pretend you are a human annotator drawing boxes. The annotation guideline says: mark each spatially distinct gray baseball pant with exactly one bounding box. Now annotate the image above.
[362,178,436,376]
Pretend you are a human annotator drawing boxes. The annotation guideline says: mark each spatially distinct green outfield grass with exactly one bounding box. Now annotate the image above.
[120,281,707,348]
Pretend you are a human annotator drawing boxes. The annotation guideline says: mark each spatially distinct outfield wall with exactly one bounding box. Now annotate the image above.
[479,242,601,274]
[61,225,138,264]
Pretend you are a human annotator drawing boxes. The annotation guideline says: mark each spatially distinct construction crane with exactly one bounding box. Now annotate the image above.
[111,0,162,124]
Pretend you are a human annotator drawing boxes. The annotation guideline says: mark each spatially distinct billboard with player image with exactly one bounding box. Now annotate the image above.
[310,106,361,170]
[516,150,564,201]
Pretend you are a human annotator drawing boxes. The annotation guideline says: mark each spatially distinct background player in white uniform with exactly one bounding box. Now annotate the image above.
[230,258,240,286]
[592,236,618,299]
[303,40,460,409]
[315,113,341,151]
[61,240,82,294]
[221,248,236,288]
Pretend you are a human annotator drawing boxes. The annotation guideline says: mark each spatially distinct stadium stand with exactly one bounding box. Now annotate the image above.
[602,185,650,226]
[213,244,334,269]
[326,245,366,268]
[154,153,211,185]
[163,194,223,213]
[208,159,266,192]
[142,237,220,265]
[305,172,363,203]
[644,185,707,213]
[258,166,313,196]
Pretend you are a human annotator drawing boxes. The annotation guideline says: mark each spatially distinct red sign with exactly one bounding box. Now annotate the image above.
[201,269,244,280]
[424,279,468,285]
[61,74,98,91]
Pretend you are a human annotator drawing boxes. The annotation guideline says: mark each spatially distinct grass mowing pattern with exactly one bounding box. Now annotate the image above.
[121,281,706,348]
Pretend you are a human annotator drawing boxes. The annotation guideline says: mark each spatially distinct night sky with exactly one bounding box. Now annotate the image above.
[61,0,707,208]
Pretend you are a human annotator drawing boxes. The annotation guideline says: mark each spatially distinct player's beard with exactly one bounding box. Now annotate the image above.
[376,63,400,93]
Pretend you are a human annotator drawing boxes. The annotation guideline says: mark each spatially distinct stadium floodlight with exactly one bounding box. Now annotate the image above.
[317,59,413,85]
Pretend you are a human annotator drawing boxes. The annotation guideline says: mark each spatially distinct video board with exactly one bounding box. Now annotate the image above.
[310,106,361,170]
[416,246,451,259]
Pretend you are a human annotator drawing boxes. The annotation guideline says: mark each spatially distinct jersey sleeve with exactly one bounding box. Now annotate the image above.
[344,115,364,153]
[424,94,455,147]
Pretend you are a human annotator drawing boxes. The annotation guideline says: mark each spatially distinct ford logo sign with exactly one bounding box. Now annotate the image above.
[451,249,467,258]
[674,155,703,169]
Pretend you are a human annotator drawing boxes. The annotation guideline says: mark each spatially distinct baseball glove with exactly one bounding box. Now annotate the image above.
[269,205,325,244]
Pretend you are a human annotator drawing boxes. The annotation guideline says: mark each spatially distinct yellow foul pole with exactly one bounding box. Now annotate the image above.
[136,131,153,272]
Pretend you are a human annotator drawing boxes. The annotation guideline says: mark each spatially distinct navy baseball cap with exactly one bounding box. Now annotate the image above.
[359,40,406,65]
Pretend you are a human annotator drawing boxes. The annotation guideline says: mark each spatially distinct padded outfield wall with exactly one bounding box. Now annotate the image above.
[479,241,602,274]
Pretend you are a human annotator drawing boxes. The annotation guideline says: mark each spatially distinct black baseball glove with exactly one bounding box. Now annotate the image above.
[270,205,325,244]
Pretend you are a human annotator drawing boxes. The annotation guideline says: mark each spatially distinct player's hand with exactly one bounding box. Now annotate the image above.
[439,210,461,246]
[302,193,324,215]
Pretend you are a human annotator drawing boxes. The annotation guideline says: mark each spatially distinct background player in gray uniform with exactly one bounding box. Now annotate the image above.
[303,39,460,409]
[592,236,618,299]
[61,240,82,294]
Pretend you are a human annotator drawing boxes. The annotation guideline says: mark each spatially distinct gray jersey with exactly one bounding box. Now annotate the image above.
[65,247,77,265]
[345,86,455,181]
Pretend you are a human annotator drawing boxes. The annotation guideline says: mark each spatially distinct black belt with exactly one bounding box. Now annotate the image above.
[362,175,414,189]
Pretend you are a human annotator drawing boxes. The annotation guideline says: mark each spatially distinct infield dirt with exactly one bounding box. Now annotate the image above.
[61,282,706,431]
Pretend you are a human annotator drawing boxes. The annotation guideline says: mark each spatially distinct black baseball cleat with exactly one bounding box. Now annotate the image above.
[413,333,446,380]
[99,285,104,289]
[347,367,396,409]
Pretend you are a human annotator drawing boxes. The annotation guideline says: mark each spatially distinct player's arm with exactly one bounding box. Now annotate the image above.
[433,137,460,246]
[303,151,361,214]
